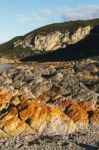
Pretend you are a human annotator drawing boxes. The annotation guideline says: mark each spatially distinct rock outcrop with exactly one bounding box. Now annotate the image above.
[0,59,99,138]
[0,90,98,138]
[0,18,99,60]
[14,26,91,51]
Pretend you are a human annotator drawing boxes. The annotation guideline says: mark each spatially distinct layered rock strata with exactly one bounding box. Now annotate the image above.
[0,59,99,138]
[14,26,91,51]
[0,89,98,138]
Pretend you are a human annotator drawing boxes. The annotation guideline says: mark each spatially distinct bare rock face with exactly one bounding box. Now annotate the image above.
[0,90,98,139]
[0,90,75,138]
[14,26,91,51]
[0,59,99,138]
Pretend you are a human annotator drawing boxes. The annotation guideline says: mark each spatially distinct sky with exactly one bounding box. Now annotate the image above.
[0,0,99,42]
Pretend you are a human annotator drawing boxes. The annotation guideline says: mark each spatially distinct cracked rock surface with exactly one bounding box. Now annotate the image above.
[0,59,99,149]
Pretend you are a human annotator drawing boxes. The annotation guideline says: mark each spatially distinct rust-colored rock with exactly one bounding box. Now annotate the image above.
[19,101,75,135]
[59,100,88,128]
[78,101,95,112]
[0,118,27,137]
[90,110,99,125]
[0,91,75,138]
[10,96,21,106]
[59,99,99,128]
[0,90,13,111]
[0,90,99,138]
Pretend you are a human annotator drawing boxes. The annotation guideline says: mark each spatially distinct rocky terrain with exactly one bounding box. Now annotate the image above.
[0,59,99,149]
[0,18,99,149]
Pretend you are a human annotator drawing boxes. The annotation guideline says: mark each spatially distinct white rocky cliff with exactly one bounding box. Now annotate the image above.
[14,26,91,51]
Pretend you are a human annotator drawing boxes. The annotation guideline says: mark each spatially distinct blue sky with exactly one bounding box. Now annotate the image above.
[0,0,99,42]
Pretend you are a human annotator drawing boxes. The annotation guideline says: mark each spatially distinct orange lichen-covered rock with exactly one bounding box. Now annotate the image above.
[59,100,88,127]
[77,101,99,125]
[90,110,99,125]
[0,90,98,138]
[59,99,99,127]
[0,118,27,137]
[9,107,18,116]
[10,96,21,106]
[0,107,18,123]
[0,90,13,111]
[95,103,99,109]
[78,101,95,112]
[19,101,75,135]
[0,92,75,138]
[35,93,50,103]
[19,101,36,120]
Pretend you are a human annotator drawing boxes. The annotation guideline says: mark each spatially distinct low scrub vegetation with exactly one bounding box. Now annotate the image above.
[0,18,99,60]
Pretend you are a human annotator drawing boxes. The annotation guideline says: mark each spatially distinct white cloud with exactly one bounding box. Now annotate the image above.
[59,5,99,21]
[18,16,32,24]
[32,9,53,22]
[17,9,53,25]
[17,5,99,26]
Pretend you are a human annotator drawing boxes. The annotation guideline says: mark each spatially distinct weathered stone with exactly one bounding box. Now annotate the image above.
[13,26,91,51]
[0,59,99,138]
[0,91,98,139]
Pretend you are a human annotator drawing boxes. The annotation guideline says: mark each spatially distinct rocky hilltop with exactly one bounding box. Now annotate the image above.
[0,18,99,60]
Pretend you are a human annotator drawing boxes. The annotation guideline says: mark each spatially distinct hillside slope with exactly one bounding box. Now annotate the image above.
[0,18,99,60]
[22,24,99,62]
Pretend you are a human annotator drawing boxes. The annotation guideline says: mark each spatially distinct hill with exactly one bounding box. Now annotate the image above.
[0,18,99,60]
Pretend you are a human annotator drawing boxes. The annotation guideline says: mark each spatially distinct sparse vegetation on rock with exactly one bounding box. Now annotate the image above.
[0,18,99,60]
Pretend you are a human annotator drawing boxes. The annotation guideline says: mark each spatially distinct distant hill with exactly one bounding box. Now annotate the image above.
[0,18,99,61]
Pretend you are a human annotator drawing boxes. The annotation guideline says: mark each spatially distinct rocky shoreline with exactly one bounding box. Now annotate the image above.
[0,58,99,149]
[0,58,19,64]
[0,59,99,101]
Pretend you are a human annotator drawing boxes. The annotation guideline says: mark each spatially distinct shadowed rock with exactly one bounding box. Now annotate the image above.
[21,25,99,62]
